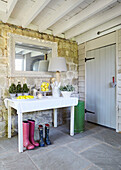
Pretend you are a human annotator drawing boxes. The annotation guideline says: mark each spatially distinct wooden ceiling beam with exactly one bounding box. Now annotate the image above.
[3,0,18,23]
[0,1,7,13]
[22,0,51,28]
[52,0,117,36]
[65,3,121,39]
[75,15,121,44]
[39,0,85,32]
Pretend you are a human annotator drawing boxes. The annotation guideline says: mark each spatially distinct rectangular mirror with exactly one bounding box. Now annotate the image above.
[8,33,57,77]
[15,43,52,72]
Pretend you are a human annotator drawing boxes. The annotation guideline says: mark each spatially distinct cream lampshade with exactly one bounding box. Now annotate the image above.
[48,57,67,82]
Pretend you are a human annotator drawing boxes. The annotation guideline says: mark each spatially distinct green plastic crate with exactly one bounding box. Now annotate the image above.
[74,100,85,133]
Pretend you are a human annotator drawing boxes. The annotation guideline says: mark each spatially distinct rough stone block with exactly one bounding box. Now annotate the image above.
[0,37,4,45]
[66,50,69,56]
[0,29,2,35]
[23,110,52,130]
[0,121,6,132]
[0,65,7,76]
[0,114,3,121]
[48,35,54,41]
[66,57,73,63]
[43,34,49,40]
[73,58,78,64]
[1,30,7,38]
[0,48,2,53]
[69,64,77,71]
[0,57,7,64]
[4,49,7,57]
[0,77,7,88]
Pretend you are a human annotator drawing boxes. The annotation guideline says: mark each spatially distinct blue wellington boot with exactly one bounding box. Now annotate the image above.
[45,124,51,145]
[38,125,45,147]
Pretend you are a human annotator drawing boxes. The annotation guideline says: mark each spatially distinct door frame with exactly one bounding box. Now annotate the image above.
[85,32,118,131]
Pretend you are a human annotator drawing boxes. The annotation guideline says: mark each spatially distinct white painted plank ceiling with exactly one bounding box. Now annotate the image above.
[0,0,121,41]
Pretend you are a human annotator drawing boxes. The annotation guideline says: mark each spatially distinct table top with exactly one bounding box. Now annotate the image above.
[4,96,78,113]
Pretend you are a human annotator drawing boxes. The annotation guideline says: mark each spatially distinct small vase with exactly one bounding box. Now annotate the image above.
[61,91,72,98]
[23,93,29,96]
[10,93,16,98]
[17,93,22,97]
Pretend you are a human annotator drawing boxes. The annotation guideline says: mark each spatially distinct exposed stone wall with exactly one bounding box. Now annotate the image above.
[0,22,78,137]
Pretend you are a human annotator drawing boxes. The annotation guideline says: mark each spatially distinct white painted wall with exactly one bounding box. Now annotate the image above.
[78,30,121,132]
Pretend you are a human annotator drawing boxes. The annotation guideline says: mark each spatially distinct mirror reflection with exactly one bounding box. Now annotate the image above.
[15,42,52,72]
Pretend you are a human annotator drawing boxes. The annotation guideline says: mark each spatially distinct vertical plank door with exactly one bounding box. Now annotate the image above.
[86,44,116,129]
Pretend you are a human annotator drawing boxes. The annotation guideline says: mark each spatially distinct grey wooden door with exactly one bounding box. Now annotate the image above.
[86,44,116,129]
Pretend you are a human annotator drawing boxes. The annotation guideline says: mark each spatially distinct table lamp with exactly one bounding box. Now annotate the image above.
[48,57,67,82]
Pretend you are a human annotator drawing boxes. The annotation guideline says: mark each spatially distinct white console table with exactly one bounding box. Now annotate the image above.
[4,97,78,153]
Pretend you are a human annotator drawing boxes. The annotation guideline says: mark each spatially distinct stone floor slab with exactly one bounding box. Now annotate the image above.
[92,128,121,148]
[57,123,95,139]
[67,136,102,153]
[0,136,18,153]
[31,146,91,170]
[80,143,121,170]
[3,154,38,170]
[49,127,76,146]
[87,165,101,170]
[0,162,5,170]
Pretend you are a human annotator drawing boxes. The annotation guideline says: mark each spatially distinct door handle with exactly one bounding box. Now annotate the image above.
[110,76,116,88]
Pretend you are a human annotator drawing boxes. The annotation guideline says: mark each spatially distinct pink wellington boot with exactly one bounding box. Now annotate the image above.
[28,119,39,147]
[23,121,35,150]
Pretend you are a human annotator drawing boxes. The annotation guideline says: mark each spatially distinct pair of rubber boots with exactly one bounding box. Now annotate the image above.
[23,119,39,150]
[38,124,51,147]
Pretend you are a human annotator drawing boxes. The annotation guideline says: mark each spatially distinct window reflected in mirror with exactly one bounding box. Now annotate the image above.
[15,42,52,72]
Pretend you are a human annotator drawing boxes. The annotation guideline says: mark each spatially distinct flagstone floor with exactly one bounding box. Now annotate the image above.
[0,121,121,170]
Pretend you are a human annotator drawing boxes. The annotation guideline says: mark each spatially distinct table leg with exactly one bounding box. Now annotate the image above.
[70,106,74,136]
[18,111,23,153]
[8,105,11,138]
[54,108,57,127]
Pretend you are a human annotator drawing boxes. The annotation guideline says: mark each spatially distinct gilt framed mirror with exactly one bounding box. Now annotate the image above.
[7,33,57,77]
